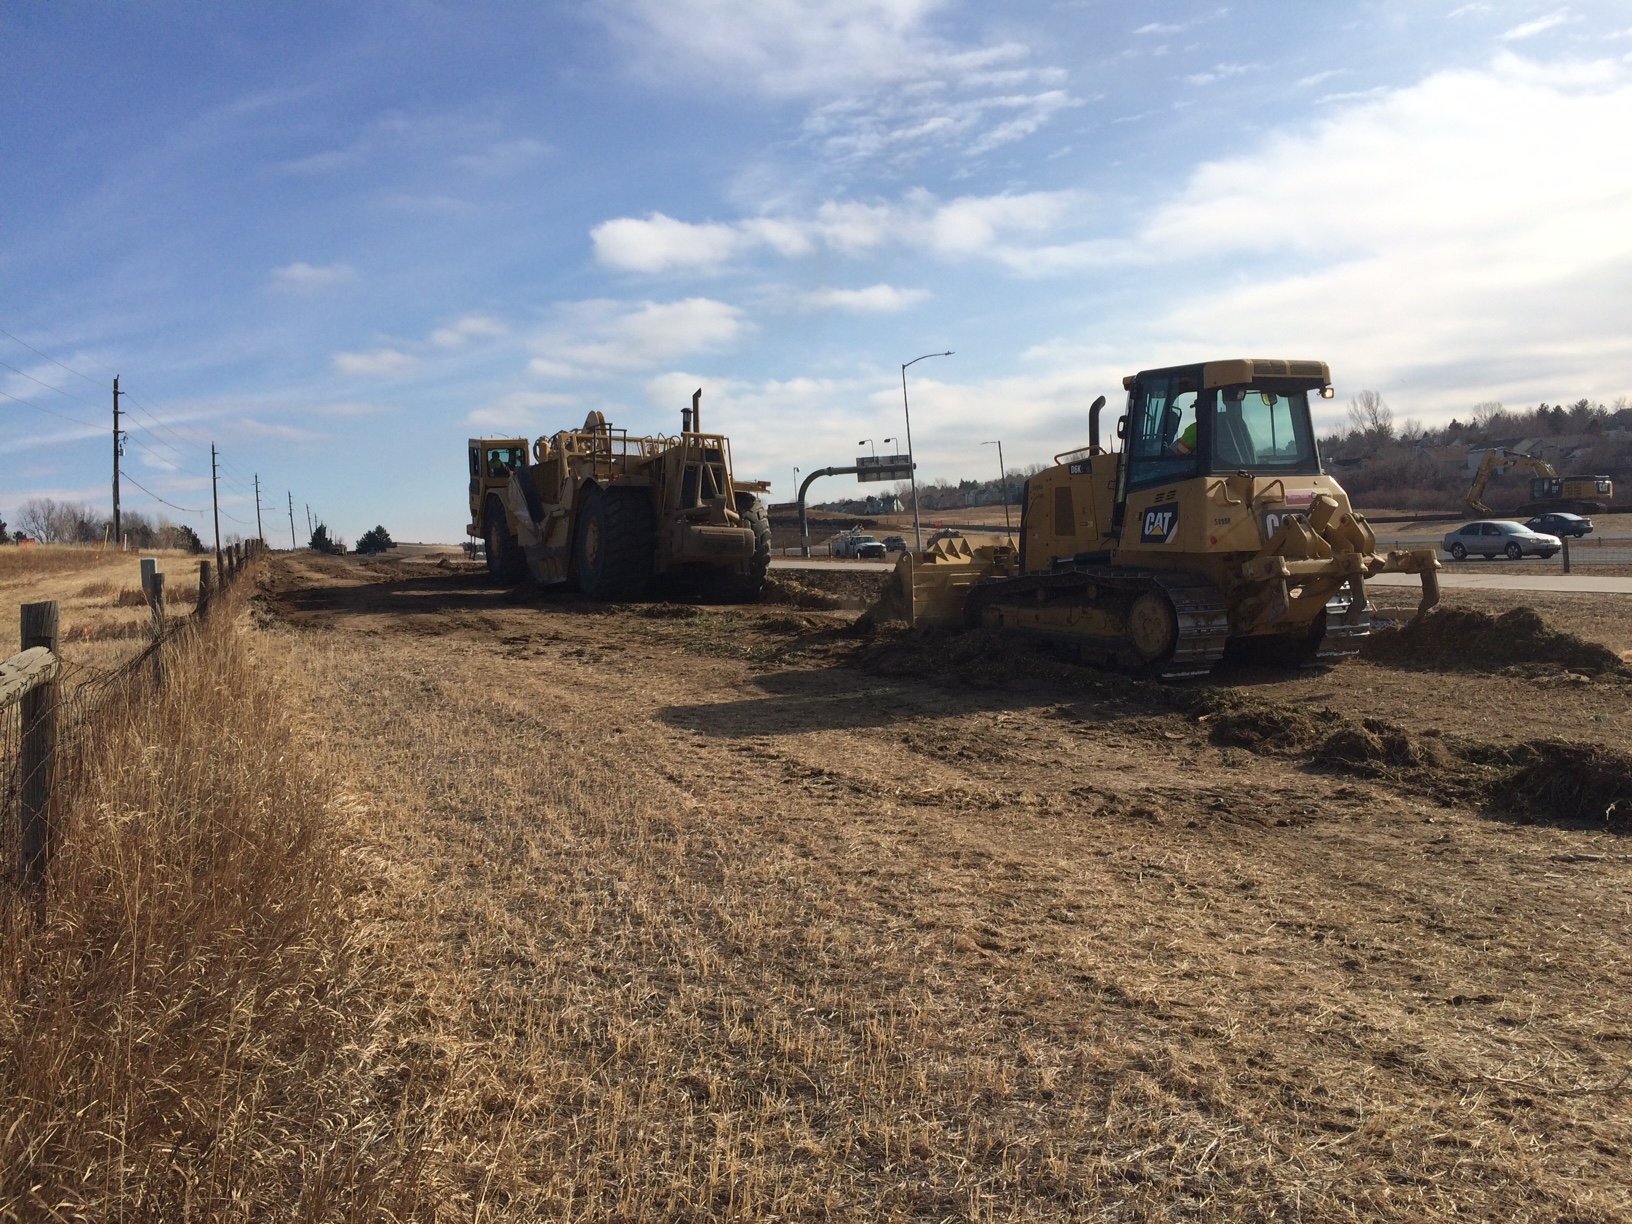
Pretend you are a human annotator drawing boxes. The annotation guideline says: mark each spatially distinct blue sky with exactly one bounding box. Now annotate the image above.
[4,1,1630,544]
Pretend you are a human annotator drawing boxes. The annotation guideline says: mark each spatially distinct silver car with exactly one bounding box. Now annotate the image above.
[1442,519,1561,561]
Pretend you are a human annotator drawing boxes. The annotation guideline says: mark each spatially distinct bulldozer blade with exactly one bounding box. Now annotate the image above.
[890,541,1012,628]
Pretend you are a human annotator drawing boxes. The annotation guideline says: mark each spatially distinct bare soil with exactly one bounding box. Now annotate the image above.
[254,552,1632,1220]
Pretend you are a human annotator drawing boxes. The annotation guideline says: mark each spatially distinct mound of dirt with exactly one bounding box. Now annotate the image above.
[1362,606,1626,676]
[1313,718,1453,772]
[1495,743,1632,831]
[761,575,844,610]
[1203,692,1628,831]
[1204,706,1328,754]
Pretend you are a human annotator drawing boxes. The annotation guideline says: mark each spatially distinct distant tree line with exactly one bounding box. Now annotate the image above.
[812,393,1631,517]
[4,497,205,551]
[1320,393,1632,508]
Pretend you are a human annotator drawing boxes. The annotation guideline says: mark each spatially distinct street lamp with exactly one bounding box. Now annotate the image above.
[858,439,876,458]
[982,440,1012,533]
[901,350,953,550]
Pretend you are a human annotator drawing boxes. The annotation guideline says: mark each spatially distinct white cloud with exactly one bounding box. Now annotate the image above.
[591,213,747,273]
[239,418,324,443]
[309,400,389,417]
[270,261,356,290]
[1021,52,1632,418]
[1132,9,1226,37]
[430,314,509,347]
[604,0,957,96]
[593,188,1082,274]
[637,364,1126,490]
[1186,62,1258,87]
[602,1,1077,164]
[451,137,547,176]
[803,284,929,312]
[1296,69,1346,88]
[466,390,581,431]
[1500,8,1573,41]
[333,348,418,377]
[528,298,749,379]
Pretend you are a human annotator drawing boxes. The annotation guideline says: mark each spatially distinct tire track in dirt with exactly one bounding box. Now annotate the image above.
[257,554,1632,1220]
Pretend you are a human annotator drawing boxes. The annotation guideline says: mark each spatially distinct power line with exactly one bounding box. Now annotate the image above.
[0,385,100,431]
[121,472,204,515]
[0,357,106,413]
[120,393,211,453]
[116,402,193,465]
[0,326,105,389]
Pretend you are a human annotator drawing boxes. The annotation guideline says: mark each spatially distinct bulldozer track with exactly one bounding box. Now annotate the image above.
[965,567,1230,679]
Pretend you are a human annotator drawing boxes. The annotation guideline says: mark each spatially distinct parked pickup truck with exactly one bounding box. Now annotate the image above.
[832,531,887,559]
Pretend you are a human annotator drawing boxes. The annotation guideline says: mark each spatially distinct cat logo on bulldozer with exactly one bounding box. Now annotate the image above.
[1140,506,1179,544]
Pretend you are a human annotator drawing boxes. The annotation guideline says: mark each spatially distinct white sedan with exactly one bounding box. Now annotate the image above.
[1442,520,1561,561]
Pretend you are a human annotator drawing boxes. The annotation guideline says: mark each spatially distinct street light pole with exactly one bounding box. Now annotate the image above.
[859,439,876,458]
[983,440,1011,533]
[901,350,952,551]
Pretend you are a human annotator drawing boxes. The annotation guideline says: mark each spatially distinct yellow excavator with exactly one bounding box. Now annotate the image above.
[1463,448,1612,515]
[886,358,1441,677]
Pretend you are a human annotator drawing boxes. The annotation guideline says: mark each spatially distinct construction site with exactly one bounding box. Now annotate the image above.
[239,535,1632,1219]
[7,362,1630,1220]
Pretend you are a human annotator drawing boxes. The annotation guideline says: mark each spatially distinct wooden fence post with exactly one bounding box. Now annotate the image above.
[1562,536,1571,574]
[149,571,166,687]
[140,556,157,597]
[19,601,59,893]
[199,559,212,616]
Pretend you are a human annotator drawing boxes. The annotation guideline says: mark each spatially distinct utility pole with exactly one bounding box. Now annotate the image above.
[210,443,223,575]
[111,375,124,548]
[253,473,264,542]
[305,503,312,535]
[287,491,296,549]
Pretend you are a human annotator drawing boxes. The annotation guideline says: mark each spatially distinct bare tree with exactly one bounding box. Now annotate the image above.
[14,498,57,542]
[1471,401,1505,433]
[14,498,98,543]
[1346,390,1394,442]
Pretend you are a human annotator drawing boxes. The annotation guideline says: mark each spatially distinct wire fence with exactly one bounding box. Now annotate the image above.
[2,541,264,907]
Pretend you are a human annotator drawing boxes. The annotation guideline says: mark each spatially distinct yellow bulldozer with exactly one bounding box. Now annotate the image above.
[887,358,1442,677]
[467,390,772,601]
[1463,448,1612,516]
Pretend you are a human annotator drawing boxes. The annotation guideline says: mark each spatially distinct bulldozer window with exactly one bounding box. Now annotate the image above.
[1211,387,1318,474]
[1126,371,1201,490]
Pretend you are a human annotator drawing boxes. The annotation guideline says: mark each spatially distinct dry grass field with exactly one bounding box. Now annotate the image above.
[4,543,1627,1219]
[232,552,1630,1220]
[0,545,200,674]
[2,561,427,1221]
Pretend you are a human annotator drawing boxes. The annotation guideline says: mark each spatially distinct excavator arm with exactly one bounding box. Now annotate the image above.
[1465,449,1556,515]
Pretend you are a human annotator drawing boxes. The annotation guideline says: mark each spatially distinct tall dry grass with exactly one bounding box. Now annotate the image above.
[0,584,432,1221]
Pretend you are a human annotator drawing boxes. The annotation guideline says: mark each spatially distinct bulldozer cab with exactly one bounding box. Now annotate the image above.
[1115,360,1326,536]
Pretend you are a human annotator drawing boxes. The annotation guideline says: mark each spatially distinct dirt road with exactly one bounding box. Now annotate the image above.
[257,553,1632,1220]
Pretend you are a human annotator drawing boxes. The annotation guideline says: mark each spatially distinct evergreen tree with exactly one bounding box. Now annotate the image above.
[354,524,396,554]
